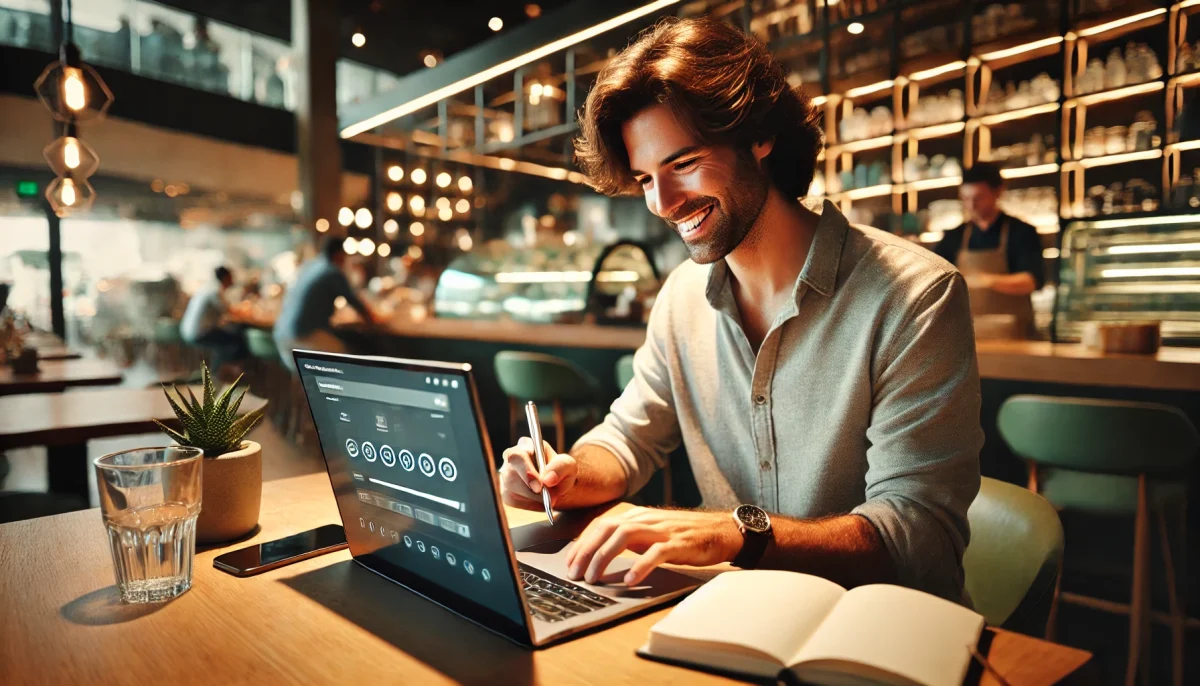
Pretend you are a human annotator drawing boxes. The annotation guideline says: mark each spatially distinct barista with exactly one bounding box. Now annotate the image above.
[934,162,1045,338]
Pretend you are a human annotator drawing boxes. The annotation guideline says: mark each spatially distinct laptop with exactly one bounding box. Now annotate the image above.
[293,349,700,648]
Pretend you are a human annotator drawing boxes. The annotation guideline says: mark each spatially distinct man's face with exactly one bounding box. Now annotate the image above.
[622,104,770,264]
[959,182,1001,225]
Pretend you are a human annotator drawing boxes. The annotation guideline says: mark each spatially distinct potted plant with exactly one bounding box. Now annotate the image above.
[155,362,266,544]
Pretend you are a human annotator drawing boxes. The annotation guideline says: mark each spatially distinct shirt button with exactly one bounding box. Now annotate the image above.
[760,461,772,470]
[754,394,767,405]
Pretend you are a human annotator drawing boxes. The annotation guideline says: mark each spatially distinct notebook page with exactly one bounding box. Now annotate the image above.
[790,584,984,686]
[649,570,845,665]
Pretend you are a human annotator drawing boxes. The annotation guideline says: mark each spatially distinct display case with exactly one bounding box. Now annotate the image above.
[433,240,660,324]
[1055,213,1200,342]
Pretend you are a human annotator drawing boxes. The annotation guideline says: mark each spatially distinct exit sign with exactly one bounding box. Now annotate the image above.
[16,180,38,197]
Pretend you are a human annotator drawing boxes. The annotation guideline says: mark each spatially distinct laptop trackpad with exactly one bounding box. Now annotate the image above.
[516,539,699,600]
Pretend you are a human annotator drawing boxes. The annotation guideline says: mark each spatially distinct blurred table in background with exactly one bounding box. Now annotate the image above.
[0,387,266,505]
[0,359,123,396]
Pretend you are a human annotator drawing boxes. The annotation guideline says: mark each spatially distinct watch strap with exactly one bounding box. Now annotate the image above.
[731,527,770,569]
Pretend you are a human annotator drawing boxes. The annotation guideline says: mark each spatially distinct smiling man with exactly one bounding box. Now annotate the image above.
[499,17,982,603]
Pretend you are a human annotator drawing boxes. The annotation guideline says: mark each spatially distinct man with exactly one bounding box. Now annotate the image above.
[274,235,381,373]
[934,162,1045,338]
[499,18,982,603]
[180,265,246,374]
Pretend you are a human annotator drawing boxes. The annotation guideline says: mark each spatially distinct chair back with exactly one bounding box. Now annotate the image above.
[494,351,598,403]
[998,395,1199,477]
[244,328,279,360]
[616,354,635,390]
[963,477,1064,635]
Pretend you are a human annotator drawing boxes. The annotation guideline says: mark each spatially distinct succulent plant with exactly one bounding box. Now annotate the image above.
[154,362,265,457]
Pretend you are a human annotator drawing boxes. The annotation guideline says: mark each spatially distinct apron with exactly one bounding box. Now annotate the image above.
[956,218,1035,339]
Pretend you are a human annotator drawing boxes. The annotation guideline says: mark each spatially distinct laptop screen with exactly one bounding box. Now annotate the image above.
[294,351,526,627]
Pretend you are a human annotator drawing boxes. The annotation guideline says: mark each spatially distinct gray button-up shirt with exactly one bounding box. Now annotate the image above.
[575,201,982,603]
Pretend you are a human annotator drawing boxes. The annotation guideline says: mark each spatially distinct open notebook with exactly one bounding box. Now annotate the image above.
[638,570,984,686]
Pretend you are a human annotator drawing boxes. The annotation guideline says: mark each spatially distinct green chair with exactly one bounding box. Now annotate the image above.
[616,354,635,390]
[963,477,1064,637]
[998,395,1198,686]
[494,351,602,453]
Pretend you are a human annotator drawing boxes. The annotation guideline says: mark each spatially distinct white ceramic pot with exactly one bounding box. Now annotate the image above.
[196,440,262,544]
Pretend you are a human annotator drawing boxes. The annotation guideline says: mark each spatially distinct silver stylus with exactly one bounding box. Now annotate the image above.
[523,401,556,525]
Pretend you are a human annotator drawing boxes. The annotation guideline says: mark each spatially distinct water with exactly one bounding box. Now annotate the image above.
[104,502,198,603]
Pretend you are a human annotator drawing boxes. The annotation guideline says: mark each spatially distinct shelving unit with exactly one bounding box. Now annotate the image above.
[777,0,1200,257]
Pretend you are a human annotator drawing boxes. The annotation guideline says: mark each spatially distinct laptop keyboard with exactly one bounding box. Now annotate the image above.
[519,565,617,622]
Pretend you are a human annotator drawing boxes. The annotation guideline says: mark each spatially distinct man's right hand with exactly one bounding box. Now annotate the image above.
[500,437,578,510]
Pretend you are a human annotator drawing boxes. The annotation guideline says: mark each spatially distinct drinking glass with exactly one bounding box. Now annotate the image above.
[95,446,203,603]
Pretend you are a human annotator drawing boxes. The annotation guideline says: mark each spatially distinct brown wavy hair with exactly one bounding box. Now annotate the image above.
[574,17,824,198]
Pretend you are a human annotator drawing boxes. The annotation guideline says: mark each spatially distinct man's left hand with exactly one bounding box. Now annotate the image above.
[564,507,743,586]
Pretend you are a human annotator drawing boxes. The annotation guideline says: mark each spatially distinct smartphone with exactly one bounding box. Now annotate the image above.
[213,524,347,577]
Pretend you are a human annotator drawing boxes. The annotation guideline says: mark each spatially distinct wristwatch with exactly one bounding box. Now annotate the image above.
[730,504,773,569]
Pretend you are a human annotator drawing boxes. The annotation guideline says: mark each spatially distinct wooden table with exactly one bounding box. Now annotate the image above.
[0,387,266,503]
[976,340,1200,392]
[31,345,83,361]
[0,358,123,395]
[0,473,1091,685]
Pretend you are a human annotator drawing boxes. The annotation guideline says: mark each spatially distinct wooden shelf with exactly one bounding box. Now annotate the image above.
[902,176,962,192]
[1067,81,1164,107]
[831,184,894,201]
[898,121,965,141]
[1075,149,1163,169]
[828,135,894,154]
[977,102,1060,127]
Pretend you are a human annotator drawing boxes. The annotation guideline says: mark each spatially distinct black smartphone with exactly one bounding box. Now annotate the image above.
[213,524,347,577]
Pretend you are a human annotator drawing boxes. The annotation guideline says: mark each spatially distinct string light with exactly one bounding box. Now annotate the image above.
[436,172,452,188]
[338,207,354,226]
[455,199,470,213]
[378,243,392,257]
[489,17,503,31]
[458,176,473,192]
[354,208,373,229]
[344,237,359,254]
[408,245,424,259]
[387,165,404,181]
[386,192,403,212]
[316,218,330,233]
[352,32,366,48]
[848,22,864,34]
[358,237,376,256]
[383,219,399,234]
[436,197,451,211]
[410,222,425,236]
[438,207,453,221]
[411,168,427,184]
[410,195,426,213]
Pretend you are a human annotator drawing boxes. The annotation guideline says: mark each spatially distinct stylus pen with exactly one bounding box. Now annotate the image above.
[524,401,556,526]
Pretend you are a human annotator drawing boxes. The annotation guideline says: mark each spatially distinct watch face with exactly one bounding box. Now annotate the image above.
[736,505,771,534]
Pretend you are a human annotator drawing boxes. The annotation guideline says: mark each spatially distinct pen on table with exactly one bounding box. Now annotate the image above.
[524,401,556,526]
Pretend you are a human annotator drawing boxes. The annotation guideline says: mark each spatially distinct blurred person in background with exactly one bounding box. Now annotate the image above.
[935,162,1044,338]
[273,236,381,373]
[180,266,247,375]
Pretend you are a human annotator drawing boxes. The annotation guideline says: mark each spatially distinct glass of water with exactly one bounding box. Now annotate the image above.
[95,446,203,604]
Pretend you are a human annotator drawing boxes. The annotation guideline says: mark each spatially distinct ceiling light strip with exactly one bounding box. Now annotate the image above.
[341,0,681,138]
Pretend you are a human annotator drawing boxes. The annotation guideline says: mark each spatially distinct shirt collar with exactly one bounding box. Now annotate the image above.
[704,199,850,311]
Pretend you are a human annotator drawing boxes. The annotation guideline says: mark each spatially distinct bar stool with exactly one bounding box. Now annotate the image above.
[615,354,635,390]
[494,351,602,453]
[963,476,1064,637]
[998,395,1198,686]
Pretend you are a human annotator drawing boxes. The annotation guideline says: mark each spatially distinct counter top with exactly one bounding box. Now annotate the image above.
[232,311,1200,392]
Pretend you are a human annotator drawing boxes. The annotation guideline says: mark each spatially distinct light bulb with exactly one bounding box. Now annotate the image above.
[386,192,403,212]
[378,243,392,257]
[355,208,372,229]
[409,222,425,236]
[847,22,864,35]
[63,67,87,111]
[60,177,77,206]
[436,172,451,188]
[351,32,366,48]
[412,168,427,184]
[489,17,503,31]
[358,237,376,256]
[63,137,80,169]
[316,218,330,233]
[436,197,451,211]
[338,207,354,226]
[456,199,470,213]
[410,196,425,213]
[343,237,359,254]
[387,165,404,181]
[408,245,424,259]
[438,207,453,221]
[458,234,474,251]
[383,219,399,234]
[458,176,473,192]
